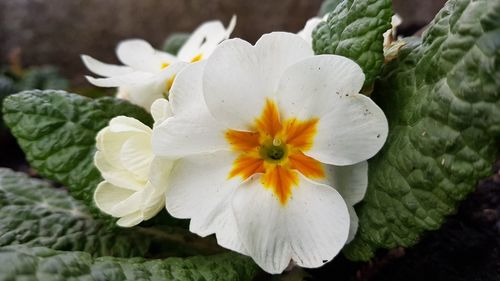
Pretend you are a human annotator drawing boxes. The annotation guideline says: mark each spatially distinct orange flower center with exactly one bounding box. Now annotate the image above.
[225,99,324,205]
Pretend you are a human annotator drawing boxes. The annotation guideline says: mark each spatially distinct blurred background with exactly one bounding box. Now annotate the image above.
[0,0,446,86]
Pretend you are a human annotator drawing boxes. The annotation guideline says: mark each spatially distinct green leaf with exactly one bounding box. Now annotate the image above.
[0,245,259,281]
[163,32,190,55]
[18,66,69,91]
[312,0,393,87]
[0,168,148,256]
[318,0,342,16]
[0,168,229,258]
[2,90,153,208]
[345,0,500,260]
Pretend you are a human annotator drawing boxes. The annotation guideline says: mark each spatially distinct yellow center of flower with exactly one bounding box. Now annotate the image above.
[225,99,324,205]
[190,54,203,63]
[161,62,170,69]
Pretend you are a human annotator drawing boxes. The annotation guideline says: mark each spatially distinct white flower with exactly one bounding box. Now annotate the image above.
[94,99,173,227]
[152,32,388,273]
[297,14,328,46]
[81,16,236,110]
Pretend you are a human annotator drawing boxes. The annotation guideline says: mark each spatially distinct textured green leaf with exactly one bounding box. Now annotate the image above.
[163,32,190,55]
[2,90,153,207]
[312,0,393,86]
[0,245,258,281]
[0,168,149,257]
[344,0,500,260]
[0,168,230,259]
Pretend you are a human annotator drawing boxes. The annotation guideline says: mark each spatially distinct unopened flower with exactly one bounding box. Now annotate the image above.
[152,32,388,273]
[94,99,172,227]
[81,16,236,110]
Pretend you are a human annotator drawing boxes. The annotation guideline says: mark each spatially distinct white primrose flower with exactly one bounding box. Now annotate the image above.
[81,16,236,110]
[94,99,173,227]
[152,32,388,273]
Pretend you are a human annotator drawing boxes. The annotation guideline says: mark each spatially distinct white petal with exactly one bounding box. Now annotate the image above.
[165,151,240,236]
[297,17,322,46]
[177,16,236,62]
[232,175,349,273]
[88,62,188,110]
[116,212,144,227]
[85,71,154,88]
[231,176,292,274]
[94,151,144,191]
[81,55,133,77]
[323,161,368,205]
[203,32,313,130]
[276,55,365,120]
[307,94,388,166]
[119,135,154,178]
[108,116,151,134]
[345,205,359,243]
[286,176,350,268]
[169,61,211,117]
[94,181,141,217]
[152,113,227,158]
[116,39,176,72]
[214,209,248,255]
[150,98,173,125]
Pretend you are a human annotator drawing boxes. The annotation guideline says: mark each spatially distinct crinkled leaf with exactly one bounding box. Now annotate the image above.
[0,168,226,258]
[0,168,148,257]
[2,90,153,208]
[0,245,258,281]
[163,32,190,55]
[345,0,500,260]
[312,0,393,86]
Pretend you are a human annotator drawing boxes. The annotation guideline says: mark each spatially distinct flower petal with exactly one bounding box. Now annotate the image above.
[81,55,133,77]
[345,205,359,243]
[276,55,365,120]
[169,61,211,117]
[297,17,322,46]
[307,94,388,166]
[119,135,154,178]
[116,39,176,72]
[94,151,144,191]
[150,98,173,125]
[177,15,237,62]
[231,175,292,274]
[116,212,144,227]
[286,176,350,268]
[165,151,240,237]
[152,113,227,158]
[203,32,313,130]
[94,181,141,217]
[232,175,350,273]
[323,161,368,205]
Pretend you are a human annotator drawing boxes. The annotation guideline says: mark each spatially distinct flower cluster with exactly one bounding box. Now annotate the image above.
[84,18,388,274]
